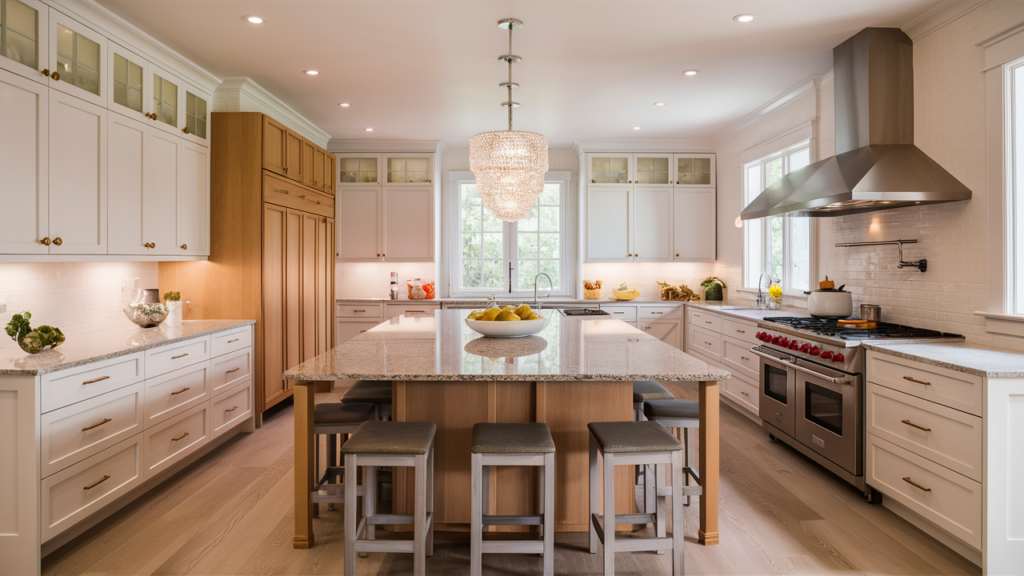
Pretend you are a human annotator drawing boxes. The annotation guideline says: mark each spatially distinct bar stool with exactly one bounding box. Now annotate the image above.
[343,421,436,576]
[342,380,393,420]
[632,381,674,421]
[312,402,375,511]
[470,423,556,576]
[588,421,701,576]
[643,400,701,506]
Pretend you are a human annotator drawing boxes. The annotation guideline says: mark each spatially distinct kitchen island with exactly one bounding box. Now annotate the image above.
[283,309,731,549]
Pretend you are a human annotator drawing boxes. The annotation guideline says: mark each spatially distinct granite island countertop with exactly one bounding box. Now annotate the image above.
[862,341,1024,378]
[0,320,255,376]
[284,309,731,382]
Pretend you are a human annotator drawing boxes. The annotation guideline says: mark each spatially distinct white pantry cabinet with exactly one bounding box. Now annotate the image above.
[0,68,48,254]
[586,187,631,261]
[382,185,433,261]
[48,90,106,255]
[178,140,210,256]
[106,113,148,255]
[0,0,49,83]
[336,186,381,260]
[632,187,672,261]
[146,128,182,254]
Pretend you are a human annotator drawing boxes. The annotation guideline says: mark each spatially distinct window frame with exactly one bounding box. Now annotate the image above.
[448,170,575,298]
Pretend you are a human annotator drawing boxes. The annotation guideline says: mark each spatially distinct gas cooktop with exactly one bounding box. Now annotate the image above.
[762,317,964,342]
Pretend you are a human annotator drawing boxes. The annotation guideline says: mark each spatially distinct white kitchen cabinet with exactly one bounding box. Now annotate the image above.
[182,82,210,146]
[337,153,379,185]
[48,9,106,108]
[49,90,106,255]
[586,187,630,261]
[0,67,48,254]
[337,187,381,260]
[149,61,183,137]
[107,113,147,255]
[336,319,381,345]
[148,128,181,254]
[0,0,49,82]
[673,188,716,261]
[587,153,631,185]
[634,154,673,186]
[640,320,681,349]
[632,187,672,261]
[674,154,715,187]
[178,140,210,255]
[383,153,432,184]
[383,185,433,261]
[106,41,148,121]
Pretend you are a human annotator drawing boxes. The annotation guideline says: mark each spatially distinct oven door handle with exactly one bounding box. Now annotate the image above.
[749,346,795,364]
[750,346,852,385]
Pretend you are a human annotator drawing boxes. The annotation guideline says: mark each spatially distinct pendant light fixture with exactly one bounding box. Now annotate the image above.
[470,18,549,222]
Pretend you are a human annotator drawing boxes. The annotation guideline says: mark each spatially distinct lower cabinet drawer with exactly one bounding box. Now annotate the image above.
[722,337,758,380]
[688,325,722,362]
[211,326,252,358]
[600,305,638,322]
[866,435,982,550]
[146,337,211,379]
[41,383,145,478]
[212,379,253,439]
[724,376,759,413]
[637,305,681,321]
[867,352,982,416]
[144,362,210,428]
[337,303,383,319]
[722,318,759,346]
[42,353,144,413]
[41,434,144,542]
[386,303,440,319]
[143,403,210,480]
[688,308,723,333]
[210,347,252,396]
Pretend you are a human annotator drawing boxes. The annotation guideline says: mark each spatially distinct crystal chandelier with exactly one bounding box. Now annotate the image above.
[470,18,549,222]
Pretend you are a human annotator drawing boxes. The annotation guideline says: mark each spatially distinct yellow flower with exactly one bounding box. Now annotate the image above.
[769,284,783,299]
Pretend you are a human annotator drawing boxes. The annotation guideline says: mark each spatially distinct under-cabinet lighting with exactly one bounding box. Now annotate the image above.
[733,14,756,23]
[683,69,699,76]
[245,16,264,24]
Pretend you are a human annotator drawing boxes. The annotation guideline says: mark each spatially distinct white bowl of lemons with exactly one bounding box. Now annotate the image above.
[465,304,549,338]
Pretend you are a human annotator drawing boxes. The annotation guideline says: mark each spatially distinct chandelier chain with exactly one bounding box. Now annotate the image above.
[508,24,513,131]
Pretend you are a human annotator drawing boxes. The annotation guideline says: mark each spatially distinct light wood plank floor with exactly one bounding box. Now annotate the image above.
[43,382,981,576]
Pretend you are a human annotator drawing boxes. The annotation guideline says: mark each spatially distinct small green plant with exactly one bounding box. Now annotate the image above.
[700,277,727,301]
[6,311,65,354]
[5,311,32,342]
[163,291,181,302]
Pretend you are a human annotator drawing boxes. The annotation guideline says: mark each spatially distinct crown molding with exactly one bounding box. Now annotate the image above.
[213,78,332,148]
[712,72,830,146]
[570,140,716,156]
[328,139,447,155]
[903,0,987,41]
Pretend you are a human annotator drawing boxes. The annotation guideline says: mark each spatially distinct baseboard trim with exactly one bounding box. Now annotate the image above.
[881,497,982,567]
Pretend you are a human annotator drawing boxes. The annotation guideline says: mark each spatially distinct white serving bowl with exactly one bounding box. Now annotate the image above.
[465,316,550,338]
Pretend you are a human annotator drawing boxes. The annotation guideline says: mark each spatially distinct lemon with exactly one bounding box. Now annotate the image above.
[514,304,532,317]
[523,312,539,320]
[467,311,483,320]
[481,307,502,321]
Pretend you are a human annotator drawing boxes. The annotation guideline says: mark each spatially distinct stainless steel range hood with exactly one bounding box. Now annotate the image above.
[741,28,971,220]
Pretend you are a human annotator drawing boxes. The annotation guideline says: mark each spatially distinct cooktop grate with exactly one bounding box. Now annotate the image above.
[763,317,963,341]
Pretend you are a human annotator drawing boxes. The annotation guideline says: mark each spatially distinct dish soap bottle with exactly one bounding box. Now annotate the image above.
[390,272,399,300]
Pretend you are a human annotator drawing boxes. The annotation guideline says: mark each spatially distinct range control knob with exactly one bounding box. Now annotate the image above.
[772,335,782,345]
[809,346,821,356]
[833,352,845,363]
[789,340,800,350]
[780,338,790,347]
[800,343,811,353]
[820,350,834,360]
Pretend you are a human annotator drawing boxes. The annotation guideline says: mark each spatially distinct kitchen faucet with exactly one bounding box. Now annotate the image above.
[755,272,771,309]
[533,273,553,306]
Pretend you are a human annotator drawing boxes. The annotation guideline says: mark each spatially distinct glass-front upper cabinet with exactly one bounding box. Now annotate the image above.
[107,42,148,119]
[634,154,672,185]
[384,153,431,184]
[182,84,210,146]
[674,154,716,187]
[149,63,182,136]
[0,0,48,80]
[49,10,105,107]
[588,154,630,185]
[338,153,379,185]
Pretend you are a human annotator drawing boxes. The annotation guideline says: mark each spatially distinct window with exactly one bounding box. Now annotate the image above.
[450,171,574,296]
[743,140,813,293]
[1006,57,1024,314]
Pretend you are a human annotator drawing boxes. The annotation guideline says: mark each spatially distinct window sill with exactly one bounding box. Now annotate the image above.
[976,311,1024,337]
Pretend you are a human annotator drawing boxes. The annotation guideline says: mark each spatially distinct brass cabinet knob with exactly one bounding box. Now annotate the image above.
[675,253,680,257]
[51,71,59,81]
[180,244,187,250]
[182,127,189,134]
[382,253,386,257]
[53,237,62,246]
[41,68,50,76]
[40,237,51,246]
[283,166,289,173]
[377,253,380,257]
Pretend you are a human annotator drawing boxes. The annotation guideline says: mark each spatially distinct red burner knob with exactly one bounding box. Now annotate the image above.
[800,343,811,353]
[820,350,834,360]
[809,346,821,356]
[789,341,800,350]
[781,338,790,347]
[833,352,845,363]
[772,336,782,345]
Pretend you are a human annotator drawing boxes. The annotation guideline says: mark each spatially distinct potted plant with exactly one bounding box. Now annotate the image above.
[163,291,183,327]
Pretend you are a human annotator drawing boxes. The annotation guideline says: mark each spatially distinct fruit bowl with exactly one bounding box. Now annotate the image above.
[465,317,550,338]
[613,289,639,301]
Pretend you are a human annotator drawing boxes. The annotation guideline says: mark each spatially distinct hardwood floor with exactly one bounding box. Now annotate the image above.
[42,382,981,576]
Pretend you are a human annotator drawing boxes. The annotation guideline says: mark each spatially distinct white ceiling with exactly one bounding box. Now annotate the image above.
[97,0,938,148]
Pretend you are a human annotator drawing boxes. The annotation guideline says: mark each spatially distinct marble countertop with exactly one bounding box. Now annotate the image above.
[862,341,1024,378]
[284,309,731,382]
[0,320,255,376]
[685,301,811,322]
[337,296,684,305]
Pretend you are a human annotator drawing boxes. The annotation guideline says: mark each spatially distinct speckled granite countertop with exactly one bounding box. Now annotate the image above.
[685,301,811,322]
[0,320,255,376]
[862,341,1024,378]
[284,310,731,382]
[337,296,684,305]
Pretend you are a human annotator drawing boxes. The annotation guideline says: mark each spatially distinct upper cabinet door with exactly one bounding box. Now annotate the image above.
[182,83,209,146]
[106,113,148,255]
[48,10,105,107]
[262,114,287,175]
[588,153,631,186]
[631,187,672,262]
[49,91,106,255]
[284,129,303,182]
[146,128,181,255]
[382,186,433,262]
[383,153,432,185]
[337,153,379,186]
[0,0,48,82]
[634,154,673,186]
[149,63,183,136]
[586,187,630,261]
[107,42,149,121]
[673,188,715,261]
[336,187,381,261]
[324,153,336,196]
[0,68,48,254]
[312,147,325,191]
[300,139,314,188]
[178,140,210,255]
[674,153,715,187]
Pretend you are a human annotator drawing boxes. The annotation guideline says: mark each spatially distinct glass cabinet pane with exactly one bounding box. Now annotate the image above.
[112,52,143,112]
[55,23,100,95]
[387,157,430,183]
[152,73,177,127]
[636,156,670,184]
[589,156,628,184]
[340,157,378,183]
[185,91,207,139]
[677,156,712,185]
[2,0,39,69]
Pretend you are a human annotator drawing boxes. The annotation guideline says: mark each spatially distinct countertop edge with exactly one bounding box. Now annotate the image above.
[861,342,1024,378]
[282,372,733,382]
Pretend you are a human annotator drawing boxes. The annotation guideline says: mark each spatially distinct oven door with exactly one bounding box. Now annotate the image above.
[752,346,796,437]
[792,358,862,475]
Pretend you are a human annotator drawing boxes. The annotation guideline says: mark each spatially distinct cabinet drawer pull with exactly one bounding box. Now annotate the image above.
[359,330,368,334]
[82,376,110,385]
[228,338,240,343]
[171,353,189,360]
[902,477,932,492]
[903,376,931,386]
[901,419,931,432]
[81,418,112,432]
[736,329,746,333]
[705,321,712,324]
[741,356,750,361]
[83,475,110,490]
[353,309,366,313]
[170,387,191,396]
[225,368,241,374]
[53,237,63,246]
[740,391,749,397]
[225,406,239,412]
[705,341,712,346]
[644,326,651,330]
[172,432,190,441]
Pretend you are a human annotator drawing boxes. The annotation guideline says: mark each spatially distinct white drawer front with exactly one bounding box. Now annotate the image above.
[866,435,981,550]
[42,353,144,413]
[638,306,681,321]
[722,336,759,381]
[687,308,722,333]
[211,326,252,358]
[144,403,210,480]
[211,380,253,439]
[386,303,439,319]
[722,318,758,346]
[688,325,722,362]
[41,434,143,542]
[41,383,145,478]
[337,303,383,319]
[866,383,982,481]
[144,362,210,428]
[724,377,758,414]
[600,305,638,322]
[145,337,211,379]
[867,352,982,416]
[210,347,252,396]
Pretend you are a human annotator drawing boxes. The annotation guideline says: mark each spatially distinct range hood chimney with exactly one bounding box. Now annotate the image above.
[740,28,971,220]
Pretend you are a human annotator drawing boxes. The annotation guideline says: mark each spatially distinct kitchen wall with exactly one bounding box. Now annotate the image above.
[582,262,718,300]
[0,262,159,337]
[335,262,436,299]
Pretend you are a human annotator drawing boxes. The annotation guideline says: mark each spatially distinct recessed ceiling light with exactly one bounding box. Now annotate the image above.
[683,69,699,76]
[733,14,756,23]
[654,102,666,106]
[244,16,264,24]
[632,126,641,130]
[304,70,320,76]
[364,128,374,132]
[339,103,350,107]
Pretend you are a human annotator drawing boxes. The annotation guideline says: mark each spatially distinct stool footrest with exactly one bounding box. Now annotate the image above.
[483,514,543,526]
[481,540,544,554]
[591,512,657,545]
[367,513,414,525]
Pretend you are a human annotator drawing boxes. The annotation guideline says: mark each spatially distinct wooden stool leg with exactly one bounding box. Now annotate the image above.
[482,464,490,533]
[344,453,358,576]
[656,463,667,556]
[313,434,320,518]
[426,443,435,557]
[589,436,599,554]
[644,464,656,515]
[671,450,684,576]
[603,452,616,576]
[414,453,427,576]
[365,465,376,541]
[471,453,483,576]
[543,452,555,576]
[327,434,337,512]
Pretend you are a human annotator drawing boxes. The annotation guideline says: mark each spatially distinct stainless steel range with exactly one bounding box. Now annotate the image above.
[751,317,963,501]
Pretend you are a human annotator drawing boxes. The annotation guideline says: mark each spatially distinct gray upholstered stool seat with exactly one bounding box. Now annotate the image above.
[644,399,700,421]
[313,402,376,508]
[341,380,393,405]
[588,421,683,454]
[471,422,556,454]
[342,421,436,455]
[315,401,376,425]
[632,380,674,403]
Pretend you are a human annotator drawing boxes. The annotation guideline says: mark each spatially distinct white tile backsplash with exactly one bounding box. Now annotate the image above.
[583,262,717,300]
[335,261,437,299]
